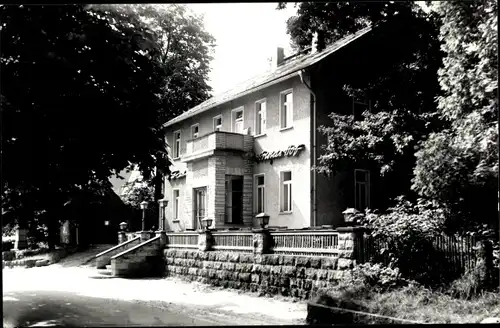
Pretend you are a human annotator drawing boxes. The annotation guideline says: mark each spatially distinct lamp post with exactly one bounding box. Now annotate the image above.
[342,208,360,226]
[140,201,148,231]
[158,198,169,231]
[255,213,270,229]
[201,217,213,231]
[198,217,214,251]
[253,213,271,254]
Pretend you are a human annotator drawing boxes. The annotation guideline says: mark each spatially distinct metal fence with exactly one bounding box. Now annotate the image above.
[360,233,481,276]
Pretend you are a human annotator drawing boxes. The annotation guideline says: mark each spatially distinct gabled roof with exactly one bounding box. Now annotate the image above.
[163,25,373,128]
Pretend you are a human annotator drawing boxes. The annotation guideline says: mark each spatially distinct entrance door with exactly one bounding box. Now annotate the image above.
[225,176,243,224]
[194,187,207,230]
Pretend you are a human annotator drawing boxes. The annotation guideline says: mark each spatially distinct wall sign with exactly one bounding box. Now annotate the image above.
[169,170,186,180]
[255,144,306,162]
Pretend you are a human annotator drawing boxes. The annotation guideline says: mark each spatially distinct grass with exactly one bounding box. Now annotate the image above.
[317,284,500,324]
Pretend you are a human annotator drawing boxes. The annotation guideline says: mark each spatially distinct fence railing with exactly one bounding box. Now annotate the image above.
[271,230,340,257]
[212,231,254,252]
[166,232,199,249]
[360,233,480,276]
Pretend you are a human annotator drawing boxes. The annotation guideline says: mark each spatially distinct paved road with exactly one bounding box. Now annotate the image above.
[3,290,255,327]
[3,247,306,327]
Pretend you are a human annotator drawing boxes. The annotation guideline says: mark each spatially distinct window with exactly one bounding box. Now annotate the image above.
[354,169,370,211]
[352,94,371,121]
[232,108,244,134]
[225,175,243,224]
[280,90,293,129]
[213,115,222,131]
[191,124,199,139]
[255,100,266,136]
[255,174,265,213]
[173,189,180,220]
[280,171,292,212]
[173,130,181,159]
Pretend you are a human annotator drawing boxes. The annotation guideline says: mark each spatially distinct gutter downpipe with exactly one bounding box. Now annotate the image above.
[298,69,317,228]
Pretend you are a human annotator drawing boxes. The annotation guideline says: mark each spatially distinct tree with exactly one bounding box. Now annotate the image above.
[93,4,215,203]
[316,110,443,208]
[412,0,498,231]
[279,2,443,207]
[1,4,214,246]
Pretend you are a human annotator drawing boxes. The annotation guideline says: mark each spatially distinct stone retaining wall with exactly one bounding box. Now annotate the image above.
[164,249,355,300]
[95,236,141,269]
[111,236,164,278]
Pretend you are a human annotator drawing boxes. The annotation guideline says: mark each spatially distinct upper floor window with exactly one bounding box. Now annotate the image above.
[173,130,181,159]
[255,99,266,136]
[280,171,292,213]
[255,174,265,214]
[354,169,370,211]
[213,115,222,132]
[280,90,293,130]
[191,124,199,139]
[232,108,244,134]
[352,94,371,121]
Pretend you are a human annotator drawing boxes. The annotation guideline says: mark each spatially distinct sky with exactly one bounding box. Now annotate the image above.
[187,3,298,95]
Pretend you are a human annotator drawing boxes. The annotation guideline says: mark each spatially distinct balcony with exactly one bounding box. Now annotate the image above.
[180,131,248,163]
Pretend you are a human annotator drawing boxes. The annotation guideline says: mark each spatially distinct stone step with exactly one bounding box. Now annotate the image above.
[97,268,112,276]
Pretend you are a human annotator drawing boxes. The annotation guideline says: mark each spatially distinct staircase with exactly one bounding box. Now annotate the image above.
[94,232,166,278]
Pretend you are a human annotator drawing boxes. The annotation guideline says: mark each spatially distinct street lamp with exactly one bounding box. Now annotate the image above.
[158,198,169,231]
[119,221,128,231]
[201,217,213,231]
[140,201,148,231]
[342,208,360,226]
[255,213,270,229]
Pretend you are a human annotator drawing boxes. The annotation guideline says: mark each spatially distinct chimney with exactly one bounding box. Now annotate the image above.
[272,47,285,69]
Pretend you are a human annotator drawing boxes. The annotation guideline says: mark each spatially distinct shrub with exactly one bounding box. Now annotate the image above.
[362,196,451,285]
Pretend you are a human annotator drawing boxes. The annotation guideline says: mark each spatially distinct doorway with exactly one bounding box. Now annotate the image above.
[225,175,243,224]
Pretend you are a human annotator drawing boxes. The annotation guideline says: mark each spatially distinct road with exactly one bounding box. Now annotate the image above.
[3,289,273,327]
[3,248,307,327]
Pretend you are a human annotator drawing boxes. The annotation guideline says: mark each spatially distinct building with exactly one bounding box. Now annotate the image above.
[162,22,403,231]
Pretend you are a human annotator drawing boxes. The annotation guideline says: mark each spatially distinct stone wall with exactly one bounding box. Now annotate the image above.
[111,236,164,278]
[164,249,355,300]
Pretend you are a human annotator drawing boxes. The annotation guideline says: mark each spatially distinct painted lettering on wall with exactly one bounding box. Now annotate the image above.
[255,144,306,162]
[169,170,186,180]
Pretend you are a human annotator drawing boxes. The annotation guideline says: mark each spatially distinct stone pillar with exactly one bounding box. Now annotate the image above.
[155,230,167,246]
[198,231,213,252]
[14,228,28,250]
[336,226,366,268]
[140,231,152,242]
[118,231,127,244]
[253,229,272,254]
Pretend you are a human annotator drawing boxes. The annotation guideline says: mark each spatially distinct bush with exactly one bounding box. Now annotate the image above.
[362,196,453,285]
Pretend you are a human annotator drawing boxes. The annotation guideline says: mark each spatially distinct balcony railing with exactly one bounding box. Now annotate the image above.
[181,131,246,162]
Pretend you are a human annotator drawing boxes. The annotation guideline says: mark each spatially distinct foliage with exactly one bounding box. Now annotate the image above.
[121,180,155,209]
[1,4,214,243]
[344,262,411,293]
[412,0,498,228]
[362,196,450,285]
[316,110,443,204]
[281,2,444,208]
